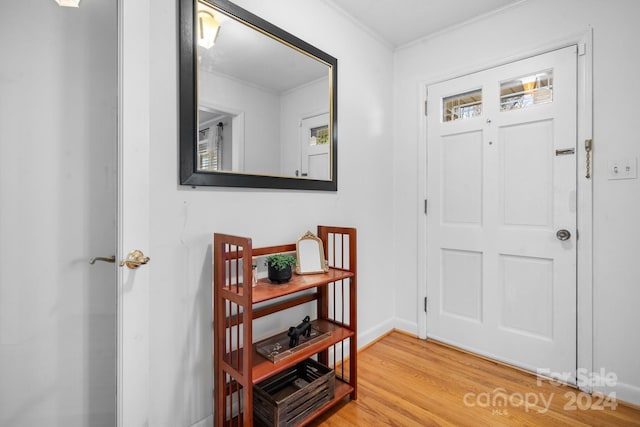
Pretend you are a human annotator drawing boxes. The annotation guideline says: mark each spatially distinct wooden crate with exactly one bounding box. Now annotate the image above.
[253,359,335,427]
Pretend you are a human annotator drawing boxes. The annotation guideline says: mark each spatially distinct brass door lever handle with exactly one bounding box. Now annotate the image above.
[119,250,150,269]
[89,255,116,264]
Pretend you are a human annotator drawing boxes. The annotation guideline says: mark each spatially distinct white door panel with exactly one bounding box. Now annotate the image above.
[441,249,484,322]
[500,120,554,227]
[441,131,484,225]
[427,46,577,379]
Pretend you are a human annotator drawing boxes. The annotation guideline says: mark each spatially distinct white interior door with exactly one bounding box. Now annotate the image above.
[1,1,117,425]
[426,46,577,380]
[299,113,330,180]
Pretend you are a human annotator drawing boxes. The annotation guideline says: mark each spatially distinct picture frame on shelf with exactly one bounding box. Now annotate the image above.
[295,231,329,274]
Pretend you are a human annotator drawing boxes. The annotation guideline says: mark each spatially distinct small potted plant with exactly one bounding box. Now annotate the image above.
[265,254,297,284]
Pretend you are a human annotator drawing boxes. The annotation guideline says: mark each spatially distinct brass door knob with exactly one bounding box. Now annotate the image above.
[119,250,150,269]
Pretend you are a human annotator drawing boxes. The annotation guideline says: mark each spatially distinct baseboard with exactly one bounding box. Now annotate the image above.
[393,317,418,336]
[593,377,640,407]
[355,318,420,353]
[358,318,395,349]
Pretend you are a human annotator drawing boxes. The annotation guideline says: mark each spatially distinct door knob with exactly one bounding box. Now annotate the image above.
[119,249,150,269]
[556,229,571,241]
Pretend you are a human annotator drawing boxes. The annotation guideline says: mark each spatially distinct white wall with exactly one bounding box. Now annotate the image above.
[200,72,330,177]
[280,77,330,176]
[393,0,640,405]
[0,1,117,426]
[199,71,280,173]
[146,0,394,425]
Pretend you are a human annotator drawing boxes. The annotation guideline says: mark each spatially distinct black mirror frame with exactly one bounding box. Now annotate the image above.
[178,0,338,191]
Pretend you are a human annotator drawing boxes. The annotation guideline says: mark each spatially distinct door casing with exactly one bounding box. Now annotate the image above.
[416,29,593,392]
[117,0,152,424]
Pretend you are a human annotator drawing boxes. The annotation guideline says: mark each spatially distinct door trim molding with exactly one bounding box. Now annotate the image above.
[575,28,594,394]
[117,0,152,424]
[416,28,594,392]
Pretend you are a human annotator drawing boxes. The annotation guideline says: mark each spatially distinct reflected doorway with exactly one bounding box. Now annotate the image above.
[299,113,330,180]
[198,106,245,173]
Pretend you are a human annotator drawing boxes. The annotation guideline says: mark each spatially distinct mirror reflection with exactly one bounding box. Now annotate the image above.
[195,0,335,182]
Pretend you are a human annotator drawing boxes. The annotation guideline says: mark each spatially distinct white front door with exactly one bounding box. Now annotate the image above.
[426,46,577,380]
[299,113,330,180]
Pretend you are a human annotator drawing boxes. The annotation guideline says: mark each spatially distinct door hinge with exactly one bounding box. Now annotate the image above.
[424,99,428,116]
[424,199,428,215]
[578,43,587,56]
[424,297,428,313]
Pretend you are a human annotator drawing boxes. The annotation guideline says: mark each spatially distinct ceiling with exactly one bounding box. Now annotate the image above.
[197,0,527,98]
[324,0,525,48]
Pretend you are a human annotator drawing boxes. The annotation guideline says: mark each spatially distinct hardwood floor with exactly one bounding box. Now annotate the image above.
[310,331,640,426]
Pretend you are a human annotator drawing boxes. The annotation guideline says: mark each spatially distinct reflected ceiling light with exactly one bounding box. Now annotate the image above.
[55,0,80,7]
[198,10,220,49]
[520,75,537,94]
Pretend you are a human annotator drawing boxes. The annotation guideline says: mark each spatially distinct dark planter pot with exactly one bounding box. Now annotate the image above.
[268,264,292,284]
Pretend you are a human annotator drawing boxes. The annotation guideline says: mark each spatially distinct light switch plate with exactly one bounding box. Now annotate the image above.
[608,157,638,180]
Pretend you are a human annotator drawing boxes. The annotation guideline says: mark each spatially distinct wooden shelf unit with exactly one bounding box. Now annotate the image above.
[213,226,357,426]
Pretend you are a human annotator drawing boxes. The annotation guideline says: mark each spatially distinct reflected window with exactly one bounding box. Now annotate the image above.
[443,89,482,122]
[310,125,329,146]
[198,122,224,171]
[500,70,553,111]
[198,128,215,170]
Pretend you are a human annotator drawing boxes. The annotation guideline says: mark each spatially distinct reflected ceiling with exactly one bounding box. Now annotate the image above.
[199,5,327,93]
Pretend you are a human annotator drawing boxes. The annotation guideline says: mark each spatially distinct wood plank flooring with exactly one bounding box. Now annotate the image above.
[309,331,640,426]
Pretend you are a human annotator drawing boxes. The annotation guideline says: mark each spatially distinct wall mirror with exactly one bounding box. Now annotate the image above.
[179,0,338,190]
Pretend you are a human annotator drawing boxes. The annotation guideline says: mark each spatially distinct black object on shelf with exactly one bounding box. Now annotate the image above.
[255,320,334,363]
[288,316,312,348]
